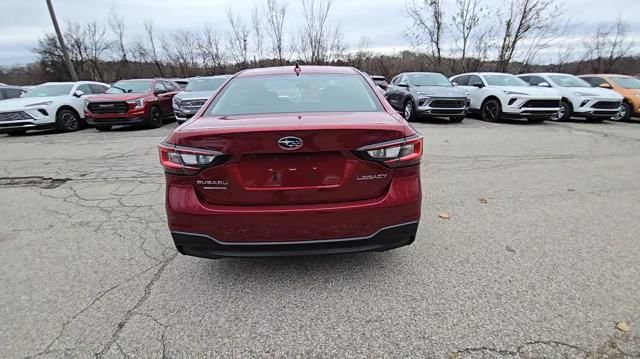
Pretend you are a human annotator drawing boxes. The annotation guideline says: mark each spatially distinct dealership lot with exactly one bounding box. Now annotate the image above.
[1,119,639,357]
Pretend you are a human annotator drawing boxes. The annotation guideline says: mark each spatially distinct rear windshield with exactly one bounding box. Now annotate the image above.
[206,74,381,116]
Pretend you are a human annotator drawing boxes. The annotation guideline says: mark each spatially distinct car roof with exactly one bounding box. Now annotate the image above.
[518,73,574,76]
[402,72,446,76]
[579,74,631,78]
[189,75,231,80]
[38,81,106,85]
[115,78,157,81]
[236,65,360,78]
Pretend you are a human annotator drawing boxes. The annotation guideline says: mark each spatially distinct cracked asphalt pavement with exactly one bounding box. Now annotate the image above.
[1,119,639,358]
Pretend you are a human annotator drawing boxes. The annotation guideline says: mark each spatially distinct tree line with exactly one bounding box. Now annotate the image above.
[0,0,638,86]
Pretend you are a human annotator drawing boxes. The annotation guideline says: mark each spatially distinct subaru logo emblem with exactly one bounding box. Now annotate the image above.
[278,136,303,150]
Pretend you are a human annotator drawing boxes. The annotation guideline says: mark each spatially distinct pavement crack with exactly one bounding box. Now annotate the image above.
[95,253,177,358]
[0,176,70,189]
[24,265,159,359]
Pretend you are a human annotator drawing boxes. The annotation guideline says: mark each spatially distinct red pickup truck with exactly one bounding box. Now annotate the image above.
[84,79,180,131]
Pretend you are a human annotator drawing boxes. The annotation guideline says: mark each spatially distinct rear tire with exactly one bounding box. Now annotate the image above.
[450,116,465,123]
[55,108,80,132]
[95,125,112,131]
[481,99,502,122]
[403,100,416,122]
[145,106,163,128]
[613,102,632,122]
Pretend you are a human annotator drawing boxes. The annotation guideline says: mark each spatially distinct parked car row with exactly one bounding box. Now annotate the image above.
[0,75,231,135]
[370,71,639,124]
[1,69,638,136]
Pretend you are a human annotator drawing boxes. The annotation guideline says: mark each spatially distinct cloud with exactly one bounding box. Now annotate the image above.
[0,0,638,65]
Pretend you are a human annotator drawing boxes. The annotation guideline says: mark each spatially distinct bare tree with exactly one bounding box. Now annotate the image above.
[199,24,225,74]
[84,21,110,80]
[108,10,129,77]
[144,20,164,76]
[553,39,576,72]
[584,18,633,73]
[162,30,200,77]
[265,0,288,64]
[327,26,348,62]
[226,6,250,68]
[519,19,570,73]
[251,5,265,64]
[495,0,560,72]
[300,0,339,63]
[406,0,445,69]
[350,35,373,69]
[451,0,485,71]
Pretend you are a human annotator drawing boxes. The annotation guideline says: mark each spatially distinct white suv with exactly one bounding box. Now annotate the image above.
[0,81,109,135]
[450,72,561,122]
[517,73,623,122]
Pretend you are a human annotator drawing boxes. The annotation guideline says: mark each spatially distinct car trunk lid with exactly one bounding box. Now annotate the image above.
[173,112,407,205]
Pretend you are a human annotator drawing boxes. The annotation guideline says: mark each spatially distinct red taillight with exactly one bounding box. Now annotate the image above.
[159,142,227,175]
[356,135,423,168]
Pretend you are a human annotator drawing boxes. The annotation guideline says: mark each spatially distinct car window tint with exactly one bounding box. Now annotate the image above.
[76,84,92,94]
[207,74,381,116]
[89,84,108,94]
[452,75,469,86]
[9,88,24,98]
[155,82,167,92]
[528,76,545,86]
[469,75,483,86]
[583,77,605,87]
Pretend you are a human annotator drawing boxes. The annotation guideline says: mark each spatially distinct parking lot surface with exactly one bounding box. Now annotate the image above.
[1,119,639,358]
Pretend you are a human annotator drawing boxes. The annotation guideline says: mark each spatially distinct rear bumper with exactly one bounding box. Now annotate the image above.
[165,165,422,258]
[172,221,418,258]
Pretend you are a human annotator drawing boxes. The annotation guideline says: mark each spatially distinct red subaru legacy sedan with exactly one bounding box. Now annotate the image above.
[159,66,422,258]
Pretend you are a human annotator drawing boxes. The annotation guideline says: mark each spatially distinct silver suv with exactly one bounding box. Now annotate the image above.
[385,72,469,122]
[172,75,230,124]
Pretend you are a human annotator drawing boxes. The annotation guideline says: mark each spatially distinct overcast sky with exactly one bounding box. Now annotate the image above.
[0,0,638,66]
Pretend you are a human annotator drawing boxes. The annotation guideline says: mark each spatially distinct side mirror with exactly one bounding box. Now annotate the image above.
[452,82,458,86]
[398,83,409,88]
[73,90,84,97]
[599,83,612,89]
[471,82,484,88]
[537,82,551,88]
